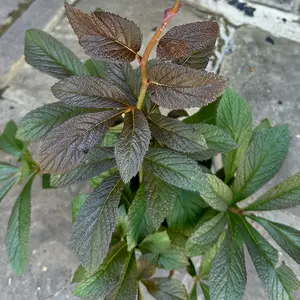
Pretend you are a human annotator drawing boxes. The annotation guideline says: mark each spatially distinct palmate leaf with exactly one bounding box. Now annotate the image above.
[232,125,289,202]
[115,109,151,183]
[65,2,142,63]
[6,175,35,275]
[71,174,123,273]
[143,277,188,300]
[52,76,133,108]
[157,21,219,70]
[148,63,227,109]
[148,113,207,153]
[16,102,85,142]
[51,147,116,187]
[39,110,123,173]
[245,172,300,211]
[25,29,87,79]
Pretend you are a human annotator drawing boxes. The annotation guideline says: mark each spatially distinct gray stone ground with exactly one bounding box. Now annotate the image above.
[0,0,300,299]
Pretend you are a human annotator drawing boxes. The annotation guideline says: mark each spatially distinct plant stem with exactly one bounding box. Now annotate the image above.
[136,0,181,109]
[228,206,243,215]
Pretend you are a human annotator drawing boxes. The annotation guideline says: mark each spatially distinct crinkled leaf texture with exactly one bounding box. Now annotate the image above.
[65,2,142,62]
[157,21,219,70]
[115,109,151,183]
[148,63,227,109]
[71,174,123,273]
[25,29,87,79]
[39,110,123,173]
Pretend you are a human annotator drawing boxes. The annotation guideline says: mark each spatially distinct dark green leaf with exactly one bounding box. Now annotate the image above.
[25,29,86,79]
[52,76,132,108]
[144,277,188,300]
[6,175,35,275]
[112,205,128,244]
[0,177,18,202]
[139,231,171,254]
[232,125,289,202]
[167,109,189,119]
[42,174,53,189]
[144,149,208,194]
[72,193,88,222]
[115,110,151,183]
[245,172,300,211]
[144,172,176,230]
[189,282,197,300]
[72,265,87,284]
[148,113,207,153]
[16,102,84,142]
[65,3,142,63]
[200,282,210,300]
[186,212,227,256]
[39,110,122,173]
[0,162,19,181]
[276,264,300,293]
[71,174,123,273]
[216,89,252,182]
[51,147,116,187]
[148,63,227,109]
[84,59,106,78]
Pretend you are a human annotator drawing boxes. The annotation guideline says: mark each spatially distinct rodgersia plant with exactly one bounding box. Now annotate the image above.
[1,0,300,299]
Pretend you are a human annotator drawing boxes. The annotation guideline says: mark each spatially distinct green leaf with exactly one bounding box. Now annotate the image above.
[139,231,171,254]
[186,212,227,256]
[245,172,300,211]
[0,177,18,202]
[188,123,238,161]
[209,229,246,300]
[200,282,210,300]
[115,110,151,183]
[51,147,116,187]
[127,184,154,250]
[72,265,87,284]
[136,255,157,280]
[84,59,106,78]
[144,172,176,230]
[241,219,295,300]
[111,205,128,244]
[89,168,118,189]
[143,277,188,300]
[25,29,86,79]
[16,102,84,142]
[71,174,123,273]
[144,149,208,194]
[5,175,35,275]
[216,89,252,182]
[39,110,122,173]
[251,216,300,265]
[42,174,53,189]
[19,160,31,182]
[148,113,207,153]
[72,194,88,222]
[0,162,19,181]
[167,188,207,236]
[189,282,197,300]
[232,125,289,202]
[101,131,118,147]
[252,118,271,141]
[0,121,24,157]
[276,264,300,293]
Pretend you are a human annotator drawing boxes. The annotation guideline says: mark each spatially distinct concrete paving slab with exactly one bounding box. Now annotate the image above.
[249,0,295,11]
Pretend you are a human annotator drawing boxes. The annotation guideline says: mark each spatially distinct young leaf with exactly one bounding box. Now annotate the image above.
[16,102,84,142]
[186,212,227,256]
[65,2,142,63]
[25,29,87,79]
[0,177,18,202]
[51,76,133,108]
[209,229,246,300]
[5,175,35,275]
[157,21,219,70]
[84,59,106,78]
[72,193,88,222]
[216,89,252,181]
[127,184,154,250]
[51,147,116,187]
[115,110,151,183]
[148,113,208,153]
[143,277,188,300]
[144,149,208,194]
[39,110,122,173]
[72,265,87,284]
[188,123,238,161]
[71,174,123,273]
[0,121,24,157]
[251,216,300,265]
[232,125,289,202]
[167,188,207,236]
[144,172,176,230]
[139,231,171,254]
[245,172,300,211]
[148,63,227,109]
[0,162,19,181]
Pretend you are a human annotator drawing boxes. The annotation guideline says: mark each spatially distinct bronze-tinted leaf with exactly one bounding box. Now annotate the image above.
[115,109,151,183]
[51,75,132,108]
[65,2,142,63]
[39,110,122,173]
[148,63,227,109]
[157,21,219,70]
